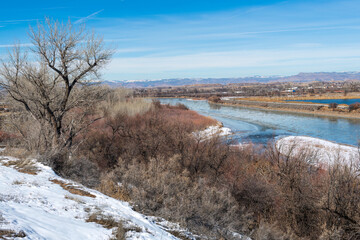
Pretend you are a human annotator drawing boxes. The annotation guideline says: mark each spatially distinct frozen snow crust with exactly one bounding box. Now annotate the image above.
[0,156,183,240]
[277,136,359,167]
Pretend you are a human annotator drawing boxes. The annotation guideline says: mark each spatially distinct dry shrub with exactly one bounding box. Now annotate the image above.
[97,88,152,118]
[0,130,18,145]
[318,226,344,240]
[86,212,118,229]
[323,163,360,239]
[349,102,360,112]
[75,101,252,238]
[329,102,338,110]
[111,222,127,240]
[2,110,54,152]
[12,180,24,185]
[38,151,100,188]
[60,157,100,188]
[1,147,31,160]
[50,179,96,198]
[252,221,297,240]
[208,96,222,103]
[86,212,130,240]
[2,158,39,175]
[97,174,130,202]
[231,176,277,223]
[158,104,217,130]
[175,103,189,110]
[64,194,86,204]
[109,156,252,239]
[0,229,26,239]
[265,145,326,239]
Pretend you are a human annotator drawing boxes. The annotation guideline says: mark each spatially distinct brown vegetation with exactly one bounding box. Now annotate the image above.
[68,99,360,239]
[349,103,360,112]
[0,18,113,151]
[0,229,26,239]
[50,179,96,198]
[86,213,119,229]
[2,93,360,239]
[2,158,39,175]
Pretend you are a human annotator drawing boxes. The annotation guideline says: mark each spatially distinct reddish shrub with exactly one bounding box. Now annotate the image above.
[0,131,19,143]
[329,102,338,109]
[349,102,360,111]
[208,96,221,103]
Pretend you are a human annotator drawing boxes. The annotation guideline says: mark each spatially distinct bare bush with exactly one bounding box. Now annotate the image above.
[97,88,152,118]
[349,102,360,112]
[0,18,113,151]
[323,163,360,239]
[252,221,297,240]
[329,102,338,110]
[110,155,252,239]
[208,96,221,103]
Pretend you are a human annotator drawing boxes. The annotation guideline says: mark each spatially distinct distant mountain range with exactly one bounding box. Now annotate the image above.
[103,72,360,88]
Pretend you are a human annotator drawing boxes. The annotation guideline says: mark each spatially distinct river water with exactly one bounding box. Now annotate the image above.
[159,98,360,146]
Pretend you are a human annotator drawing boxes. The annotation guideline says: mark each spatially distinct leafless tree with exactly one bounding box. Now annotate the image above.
[0,18,113,150]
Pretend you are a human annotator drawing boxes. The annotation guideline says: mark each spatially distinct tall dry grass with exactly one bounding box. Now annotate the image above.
[97,88,153,118]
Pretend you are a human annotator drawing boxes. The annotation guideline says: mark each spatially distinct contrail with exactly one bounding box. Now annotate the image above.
[74,9,104,24]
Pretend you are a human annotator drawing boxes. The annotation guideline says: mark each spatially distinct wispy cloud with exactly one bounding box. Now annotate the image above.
[0,19,38,23]
[74,9,104,24]
[116,47,156,54]
[41,6,68,10]
[105,46,360,80]
[0,43,32,48]
[183,25,360,40]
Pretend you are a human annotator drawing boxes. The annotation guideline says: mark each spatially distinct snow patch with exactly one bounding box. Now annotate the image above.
[276,136,359,167]
[186,99,204,101]
[193,125,232,140]
[0,157,182,240]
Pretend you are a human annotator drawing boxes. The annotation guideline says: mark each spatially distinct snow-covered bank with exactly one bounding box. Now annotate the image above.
[0,157,185,240]
[193,125,232,140]
[276,136,359,167]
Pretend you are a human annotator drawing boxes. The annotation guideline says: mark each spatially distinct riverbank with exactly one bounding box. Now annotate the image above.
[193,124,232,140]
[159,98,360,146]
[213,100,360,120]
[276,136,359,166]
[238,93,360,102]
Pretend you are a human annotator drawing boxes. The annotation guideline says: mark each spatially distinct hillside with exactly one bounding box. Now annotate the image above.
[107,72,360,88]
[0,155,192,240]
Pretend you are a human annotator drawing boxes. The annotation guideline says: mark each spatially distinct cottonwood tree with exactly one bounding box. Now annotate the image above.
[0,18,113,150]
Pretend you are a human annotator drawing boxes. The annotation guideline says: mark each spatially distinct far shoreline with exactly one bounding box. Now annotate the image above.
[210,101,360,120]
[153,96,360,120]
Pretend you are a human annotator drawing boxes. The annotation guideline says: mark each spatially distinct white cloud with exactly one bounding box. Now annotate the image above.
[0,19,38,23]
[105,46,360,79]
[74,9,104,24]
[0,43,32,48]
[291,43,323,48]
[115,47,155,54]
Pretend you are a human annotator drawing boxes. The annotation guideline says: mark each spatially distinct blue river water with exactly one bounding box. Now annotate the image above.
[159,98,360,146]
[287,98,360,105]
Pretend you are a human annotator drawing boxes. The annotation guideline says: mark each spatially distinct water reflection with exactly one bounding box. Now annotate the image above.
[209,103,221,110]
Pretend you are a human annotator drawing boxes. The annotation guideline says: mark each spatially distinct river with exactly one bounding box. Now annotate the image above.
[159,98,360,146]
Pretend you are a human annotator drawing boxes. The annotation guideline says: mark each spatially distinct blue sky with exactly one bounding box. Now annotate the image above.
[1,0,360,81]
